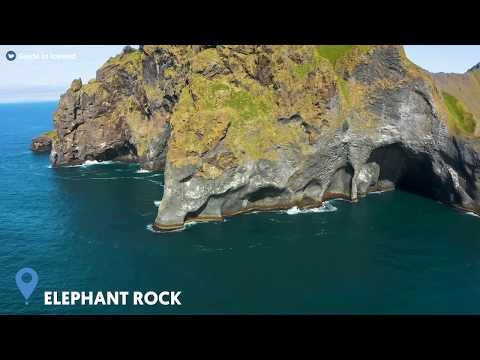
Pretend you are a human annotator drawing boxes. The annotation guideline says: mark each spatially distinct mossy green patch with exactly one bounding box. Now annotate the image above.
[144,84,162,101]
[45,130,58,139]
[108,51,143,77]
[315,46,355,66]
[81,81,109,101]
[191,48,222,73]
[312,45,376,109]
[210,82,230,92]
[168,66,311,167]
[294,62,316,79]
[338,77,351,105]
[442,91,476,134]
[224,89,273,122]
[186,74,274,121]
[315,45,375,76]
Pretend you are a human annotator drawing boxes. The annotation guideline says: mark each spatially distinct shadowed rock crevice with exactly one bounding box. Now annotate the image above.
[244,186,285,203]
[301,178,323,201]
[439,138,479,200]
[184,201,209,223]
[368,143,456,204]
[325,164,355,199]
[93,141,138,162]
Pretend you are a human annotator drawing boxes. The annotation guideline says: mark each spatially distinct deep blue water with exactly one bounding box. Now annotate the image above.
[2,101,480,314]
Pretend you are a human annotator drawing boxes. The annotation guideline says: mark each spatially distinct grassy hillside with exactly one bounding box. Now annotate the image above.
[315,45,373,67]
[433,69,480,136]
[315,46,355,66]
[442,91,477,134]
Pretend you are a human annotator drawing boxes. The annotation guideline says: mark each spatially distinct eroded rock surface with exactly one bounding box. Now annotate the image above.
[49,46,181,169]
[36,45,480,230]
[31,132,55,152]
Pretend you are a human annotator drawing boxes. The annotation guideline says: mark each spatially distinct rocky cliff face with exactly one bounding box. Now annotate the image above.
[42,45,480,230]
[50,46,178,170]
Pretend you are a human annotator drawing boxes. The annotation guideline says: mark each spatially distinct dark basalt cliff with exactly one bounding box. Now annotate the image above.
[37,45,480,230]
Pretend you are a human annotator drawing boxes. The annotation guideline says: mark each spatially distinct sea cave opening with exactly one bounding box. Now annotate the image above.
[367,143,453,203]
[244,186,285,204]
[93,141,138,162]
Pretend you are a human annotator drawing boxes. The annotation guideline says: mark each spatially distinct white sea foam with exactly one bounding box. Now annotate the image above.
[64,160,115,168]
[89,177,126,180]
[184,221,198,228]
[84,160,113,166]
[136,169,151,174]
[284,201,337,215]
[144,179,164,186]
[330,197,351,202]
[154,201,161,207]
[146,224,164,233]
[146,221,198,233]
[466,212,480,218]
[285,207,302,215]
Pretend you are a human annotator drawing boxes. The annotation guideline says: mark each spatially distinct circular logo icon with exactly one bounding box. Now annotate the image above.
[6,50,16,61]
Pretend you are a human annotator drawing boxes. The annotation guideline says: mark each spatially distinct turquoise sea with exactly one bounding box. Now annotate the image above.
[2,101,480,314]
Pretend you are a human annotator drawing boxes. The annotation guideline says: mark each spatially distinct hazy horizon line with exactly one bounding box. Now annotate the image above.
[0,84,64,104]
[0,99,59,105]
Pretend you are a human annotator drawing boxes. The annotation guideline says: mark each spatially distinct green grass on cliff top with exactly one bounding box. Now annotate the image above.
[442,91,476,134]
[45,130,57,138]
[315,45,374,67]
[315,45,355,66]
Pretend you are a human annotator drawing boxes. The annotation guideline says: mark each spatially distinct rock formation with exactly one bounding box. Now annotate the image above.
[36,45,480,230]
[31,131,56,152]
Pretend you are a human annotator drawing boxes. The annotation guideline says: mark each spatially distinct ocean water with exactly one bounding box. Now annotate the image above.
[2,101,480,314]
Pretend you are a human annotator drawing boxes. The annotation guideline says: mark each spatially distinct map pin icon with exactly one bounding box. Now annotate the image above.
[16,268,38,305]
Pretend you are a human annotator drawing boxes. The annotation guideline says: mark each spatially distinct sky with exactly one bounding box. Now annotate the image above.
[0,45,126,103]
[404,45,480,73]
[0,45,479,103]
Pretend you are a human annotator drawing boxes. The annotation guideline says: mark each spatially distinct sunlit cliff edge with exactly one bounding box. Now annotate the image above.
[33,45,480,230]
